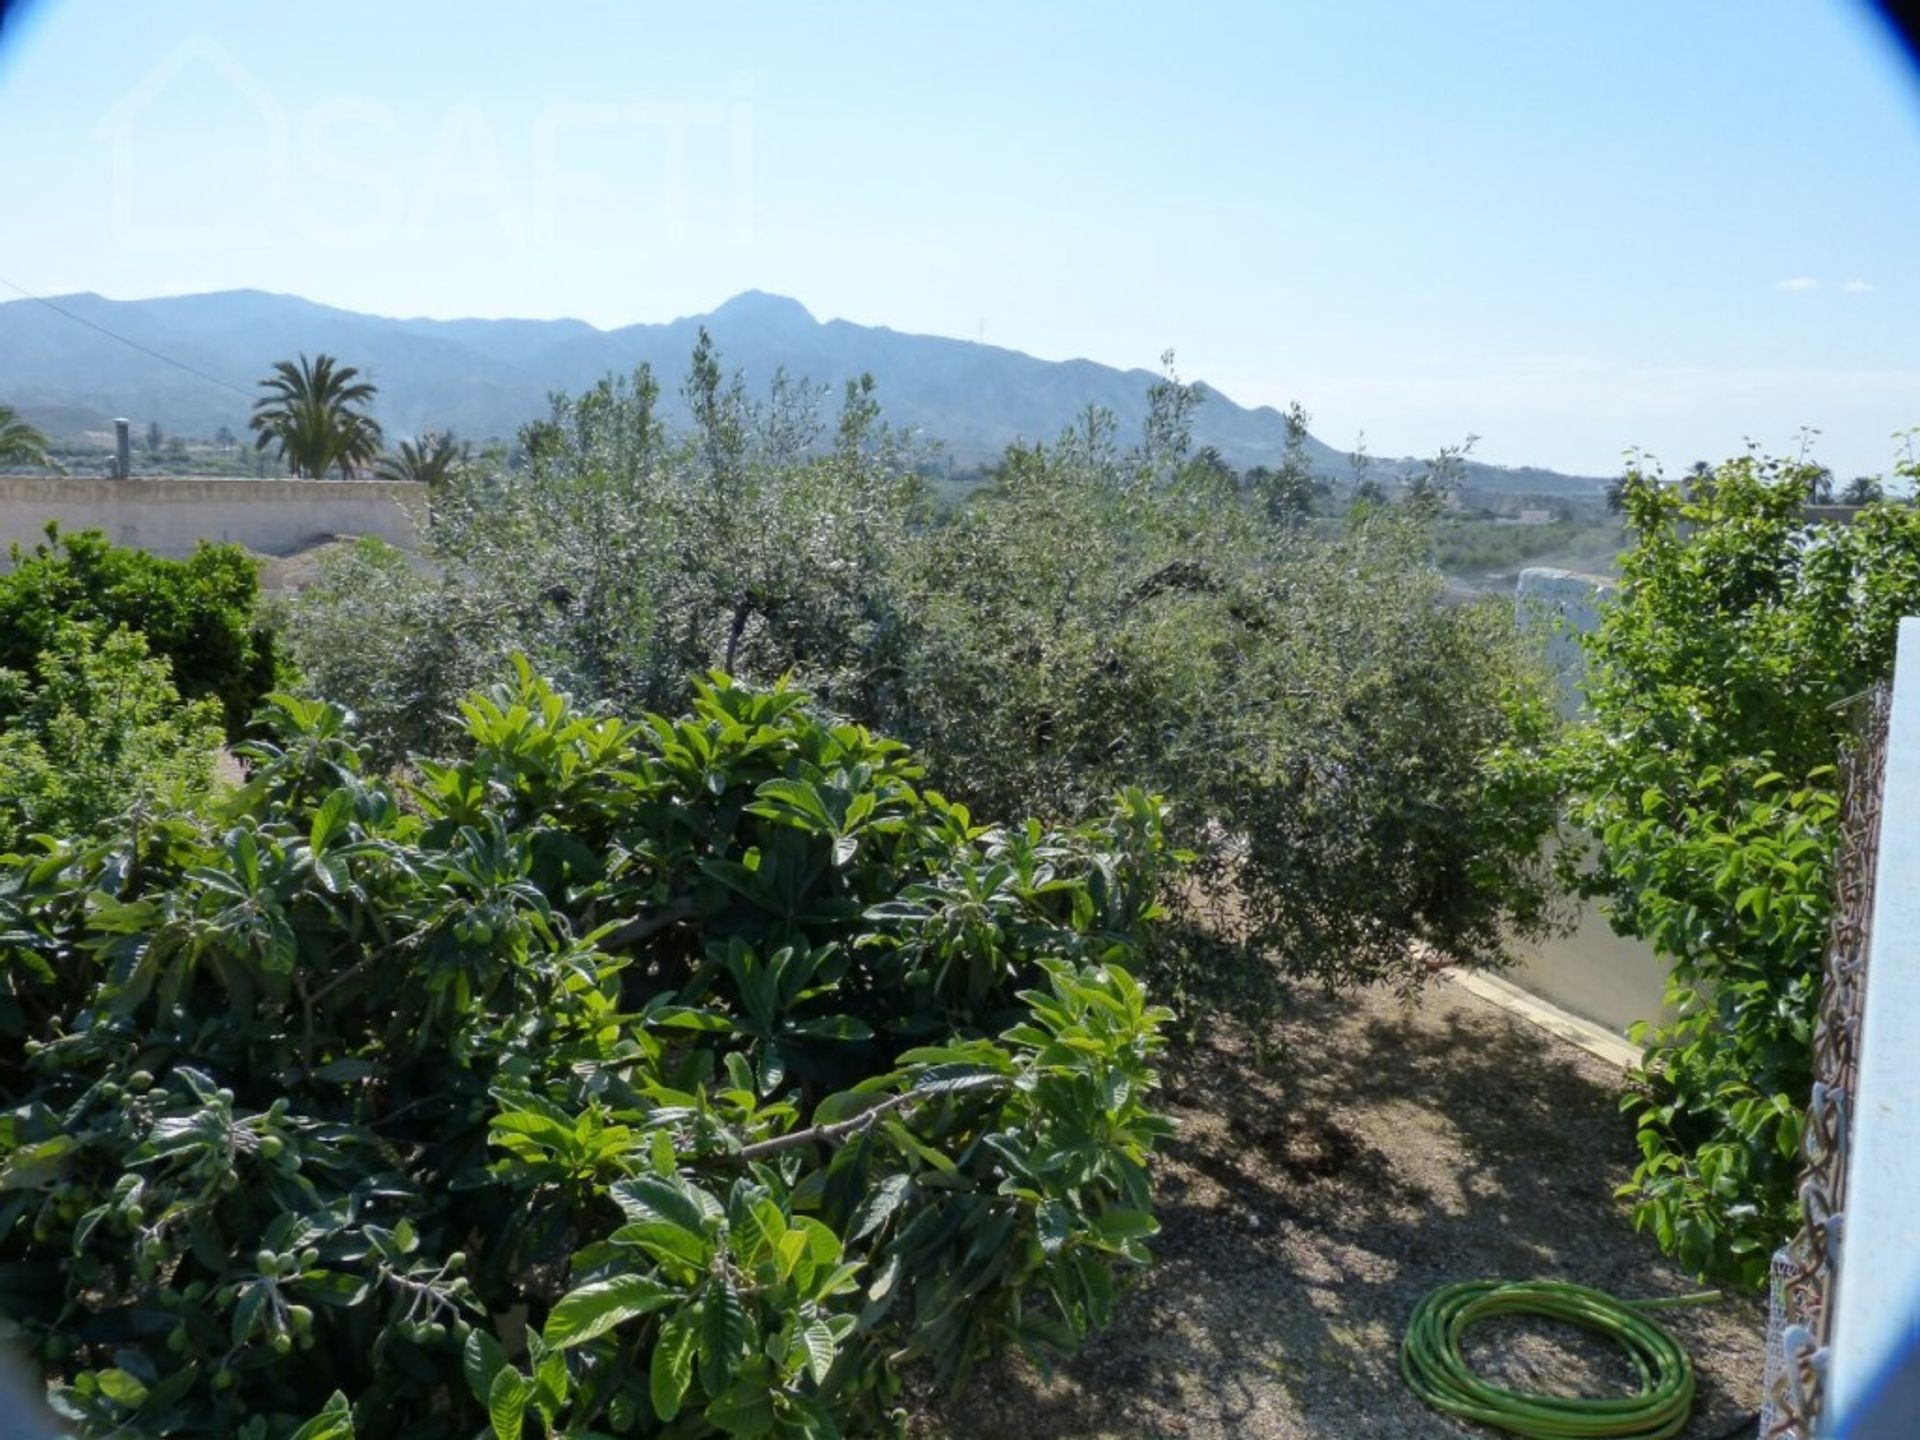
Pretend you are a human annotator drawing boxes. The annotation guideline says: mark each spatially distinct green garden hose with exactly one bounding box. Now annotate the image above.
[1401,1279,1722,1439]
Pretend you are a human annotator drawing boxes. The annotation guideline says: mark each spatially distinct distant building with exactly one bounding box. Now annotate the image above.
[1515,509,1554,526]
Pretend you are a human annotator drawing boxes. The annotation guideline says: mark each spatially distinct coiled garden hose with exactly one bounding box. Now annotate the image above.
[1401,1279,1722,1439]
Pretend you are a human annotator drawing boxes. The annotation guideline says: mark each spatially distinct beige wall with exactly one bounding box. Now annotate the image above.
[1505,839,1673,1037]
[0,475,426,563]
[1506,909,1671,1038]
[1509,566,1672,1037]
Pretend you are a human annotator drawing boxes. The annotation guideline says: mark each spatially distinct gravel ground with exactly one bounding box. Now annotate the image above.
[916,978,1764,1440]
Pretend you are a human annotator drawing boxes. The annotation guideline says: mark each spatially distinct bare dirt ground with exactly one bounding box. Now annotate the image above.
[917,978,1764,1440]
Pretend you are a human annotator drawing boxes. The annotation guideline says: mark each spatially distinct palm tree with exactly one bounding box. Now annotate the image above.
[0,404,58,470]
[1683,461,1717,505]
[249,354,383,479]
[1841,475,1884,506]
[375,430,470,490]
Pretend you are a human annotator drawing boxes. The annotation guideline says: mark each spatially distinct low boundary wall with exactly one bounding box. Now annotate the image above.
[0,475,426,562]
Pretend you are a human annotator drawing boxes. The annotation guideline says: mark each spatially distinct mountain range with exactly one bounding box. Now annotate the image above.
[0,288,1604,492]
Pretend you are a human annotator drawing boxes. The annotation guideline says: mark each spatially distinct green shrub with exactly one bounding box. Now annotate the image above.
[0,662,1173,1438]
[0,526,281,739]
[285,354,1559,1016]
[1544,447,1920,1285]
[0,625,225,862]
[880,430,1561,1007]
[283,356,922,760]
[264,535,454,757]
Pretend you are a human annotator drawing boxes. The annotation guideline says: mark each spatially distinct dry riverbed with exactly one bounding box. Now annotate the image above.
[915,978,1764,1440]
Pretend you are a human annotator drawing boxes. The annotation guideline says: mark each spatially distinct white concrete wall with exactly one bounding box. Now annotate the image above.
[1508,566,1672,1037]
[0,475,426,563]
[1503,837,1674,1037]
[1826,616,1920,1434]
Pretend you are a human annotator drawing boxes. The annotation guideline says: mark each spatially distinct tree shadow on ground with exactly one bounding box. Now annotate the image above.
[919,979,1764,1440]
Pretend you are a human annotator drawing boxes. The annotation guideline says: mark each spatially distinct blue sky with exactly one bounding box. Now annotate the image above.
[1,0,1917,476]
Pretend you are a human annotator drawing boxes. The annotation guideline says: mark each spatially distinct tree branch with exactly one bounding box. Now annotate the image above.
[735,1091,922,1161]
[722,598,752,676]
[602,900,696,950]
[733,1076,1008,1161]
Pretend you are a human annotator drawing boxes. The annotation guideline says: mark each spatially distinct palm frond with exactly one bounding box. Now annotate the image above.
[247,353,383,477]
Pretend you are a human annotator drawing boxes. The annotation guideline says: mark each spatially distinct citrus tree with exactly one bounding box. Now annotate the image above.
[1547,443,1920,1284]
[0,526,280,739]
[0,625,224,856]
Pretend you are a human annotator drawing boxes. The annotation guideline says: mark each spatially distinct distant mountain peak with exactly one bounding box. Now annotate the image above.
[0,286,1604,493]
[706,290,815,327]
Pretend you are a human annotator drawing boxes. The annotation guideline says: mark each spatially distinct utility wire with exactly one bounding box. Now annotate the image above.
[0,274,256,401]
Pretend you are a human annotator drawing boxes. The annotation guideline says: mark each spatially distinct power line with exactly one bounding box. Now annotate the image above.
[0,274,256,402]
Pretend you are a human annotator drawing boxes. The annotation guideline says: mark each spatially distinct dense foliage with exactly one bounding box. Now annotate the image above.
[285,346,1560,1014]
[0,663,1173,1438]
[1547,446,1920,1285]
[0,626,224,856]
[284,350,919,754]
[0,527,280,739]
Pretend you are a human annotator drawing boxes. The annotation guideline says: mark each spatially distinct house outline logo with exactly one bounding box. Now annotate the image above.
[87,38,758,258]
[94,35,289,250]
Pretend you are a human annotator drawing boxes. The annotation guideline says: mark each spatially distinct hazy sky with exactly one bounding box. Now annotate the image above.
[2,0,1918,476]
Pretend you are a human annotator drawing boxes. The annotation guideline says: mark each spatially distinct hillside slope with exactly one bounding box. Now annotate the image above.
[0,288,1603,491]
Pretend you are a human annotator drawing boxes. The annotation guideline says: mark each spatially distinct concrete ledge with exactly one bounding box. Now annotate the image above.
[1441,965,1642,1069]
